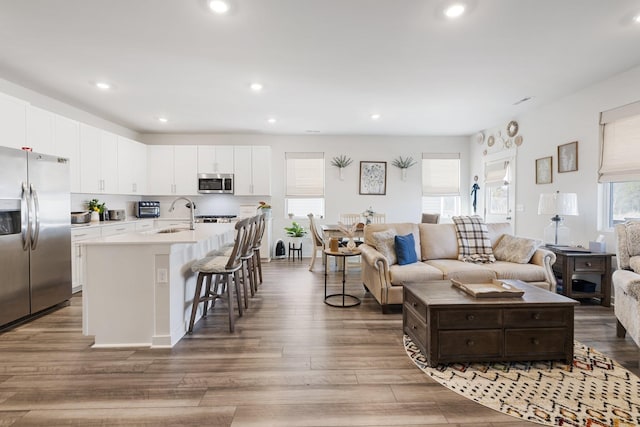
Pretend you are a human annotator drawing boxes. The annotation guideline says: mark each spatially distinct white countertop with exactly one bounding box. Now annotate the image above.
[81,222,235,245]
[71,217,190,230]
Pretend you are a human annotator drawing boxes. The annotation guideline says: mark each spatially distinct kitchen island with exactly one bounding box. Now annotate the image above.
[81,222,235,348]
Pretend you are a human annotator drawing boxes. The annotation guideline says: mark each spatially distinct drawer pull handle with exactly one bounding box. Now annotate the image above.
[585,262,592,267]
[466,339,475,347]
[411,324,417,330]
[467,314,475,321]
[531,338,540,345]
[412,302,417,307]
[532,313,541,320]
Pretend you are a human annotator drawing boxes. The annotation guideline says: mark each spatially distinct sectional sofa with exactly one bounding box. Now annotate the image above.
[359,222,557,312]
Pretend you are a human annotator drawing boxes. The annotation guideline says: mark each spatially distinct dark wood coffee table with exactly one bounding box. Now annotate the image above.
[403,280,579,367]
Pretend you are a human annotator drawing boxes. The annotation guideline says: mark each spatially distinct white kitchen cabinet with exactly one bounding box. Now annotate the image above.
[147,145,198,195]
[79,124,119,194]
[118,137,147,195]
[54,115,81,192]
[0,92,27,151]
[26,105,55,155]
[197,145,234,174]
[101,222,136,237]
[71,227,102,293]
[233,146,271,196]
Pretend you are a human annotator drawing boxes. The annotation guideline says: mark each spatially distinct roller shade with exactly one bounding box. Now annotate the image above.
[422,153,460,196]
[286,152,325,196]
[485,160,511,185]
[599,103,640,183]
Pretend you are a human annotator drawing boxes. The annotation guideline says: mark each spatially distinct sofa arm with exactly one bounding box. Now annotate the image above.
[359,243,392,304]
[530,248,557,287]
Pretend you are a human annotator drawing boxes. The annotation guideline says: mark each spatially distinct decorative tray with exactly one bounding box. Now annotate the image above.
[451,279,524,298]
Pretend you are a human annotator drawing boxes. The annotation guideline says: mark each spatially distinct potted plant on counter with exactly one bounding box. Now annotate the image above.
[257,201,272,218]
[88,198,107,221]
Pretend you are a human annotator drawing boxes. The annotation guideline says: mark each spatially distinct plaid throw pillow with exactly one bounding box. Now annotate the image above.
[452,215,496,264]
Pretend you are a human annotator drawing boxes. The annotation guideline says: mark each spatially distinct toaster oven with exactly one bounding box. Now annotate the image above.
[135,201,160,218]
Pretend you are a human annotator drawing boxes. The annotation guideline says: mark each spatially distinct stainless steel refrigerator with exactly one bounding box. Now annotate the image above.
[0,146,71,327]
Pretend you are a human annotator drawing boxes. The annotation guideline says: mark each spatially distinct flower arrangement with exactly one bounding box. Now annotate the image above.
[391,156,417,169]
[87,198,106,213]
[362,206,375,224]
[336,221,358,238]
[258,201,271,210]
[284,221,307,238]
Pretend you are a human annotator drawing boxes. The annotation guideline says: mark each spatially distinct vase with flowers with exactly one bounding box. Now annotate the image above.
[88,198,107,221]
[362,206,375,225]
[257,201,272,218]
[337,221,358,250]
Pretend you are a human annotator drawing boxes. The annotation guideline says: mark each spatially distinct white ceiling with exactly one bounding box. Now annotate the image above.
[1,0,640,136]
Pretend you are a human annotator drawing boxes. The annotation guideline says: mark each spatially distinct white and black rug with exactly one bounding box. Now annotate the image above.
[404,335,640,426]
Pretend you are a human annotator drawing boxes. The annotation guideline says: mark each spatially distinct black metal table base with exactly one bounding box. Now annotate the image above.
[324,293,361,307]
[324,250,361,308]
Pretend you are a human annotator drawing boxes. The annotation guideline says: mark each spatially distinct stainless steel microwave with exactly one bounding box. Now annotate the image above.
[198,173,234,194]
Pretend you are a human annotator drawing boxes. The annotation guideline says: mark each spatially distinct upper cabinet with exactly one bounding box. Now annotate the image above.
[26,106,55,155]
[0,92,27,151]
[79,124,119,194]
[54,115,81,192]
[233,146,271,196]
[117,137,147,195]
[147,145,198,195]
[197,145,234,174]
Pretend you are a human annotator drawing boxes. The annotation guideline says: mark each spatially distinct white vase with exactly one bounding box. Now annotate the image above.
[339,168,344,181]
[90,211,99,223]
[346,238,356,250]
[401,168,407,181]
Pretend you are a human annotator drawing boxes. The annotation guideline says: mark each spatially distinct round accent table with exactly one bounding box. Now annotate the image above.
[323,247,362,307]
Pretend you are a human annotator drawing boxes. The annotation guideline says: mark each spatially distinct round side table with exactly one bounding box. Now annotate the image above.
[323,247,362,307]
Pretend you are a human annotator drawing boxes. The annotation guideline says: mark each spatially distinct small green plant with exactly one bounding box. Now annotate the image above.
[391,156,417,169]
[330,155,353,168]
[284,221,307,238]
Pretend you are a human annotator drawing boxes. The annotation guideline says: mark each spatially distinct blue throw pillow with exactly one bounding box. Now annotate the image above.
[395,234,418,265]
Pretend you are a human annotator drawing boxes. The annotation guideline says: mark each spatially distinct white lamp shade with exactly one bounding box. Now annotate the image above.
[538,192,579,216]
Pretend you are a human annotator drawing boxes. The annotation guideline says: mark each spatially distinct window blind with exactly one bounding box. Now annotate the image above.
[599,101,640,182]
[422,153,460,196]
[285,152,325,196]
[485,160,511,185]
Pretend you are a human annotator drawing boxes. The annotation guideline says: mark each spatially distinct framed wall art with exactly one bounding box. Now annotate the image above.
[535,156,552,184]
[558,141,578,173]
[359,161,387,195]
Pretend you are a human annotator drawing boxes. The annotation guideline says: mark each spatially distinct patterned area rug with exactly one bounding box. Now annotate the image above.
[404,335,640,426]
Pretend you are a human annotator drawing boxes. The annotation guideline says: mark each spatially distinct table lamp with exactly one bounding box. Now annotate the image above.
[537,191,579,246]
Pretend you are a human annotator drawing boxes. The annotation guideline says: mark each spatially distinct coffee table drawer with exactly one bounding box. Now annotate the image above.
[404,305,427,352]
[505,328,567,356]
[503,308,569,328]
[404,289,427,323]
[574,257,605,272]
[438,309,501,329]
[438,330,501,358]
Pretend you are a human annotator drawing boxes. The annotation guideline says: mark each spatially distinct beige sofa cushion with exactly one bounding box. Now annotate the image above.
[425,259,497,283]
[483,261,547,282]
[370,229,398,265]
[389,262,443,285]
[419,224,459,260]
[365,223,420,260]
[626,222,640,256]
[486,222,514,247]
[630,256,640,275]
[493,234,542,264]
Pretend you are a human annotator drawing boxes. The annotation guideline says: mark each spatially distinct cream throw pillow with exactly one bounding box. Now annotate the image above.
[493,234,542,264]
[371,229,397,265]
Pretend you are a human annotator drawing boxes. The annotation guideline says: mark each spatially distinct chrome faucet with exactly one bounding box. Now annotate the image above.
[168,197,196,230]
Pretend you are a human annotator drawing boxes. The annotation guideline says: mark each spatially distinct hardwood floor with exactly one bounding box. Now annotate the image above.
[0,260,638,426]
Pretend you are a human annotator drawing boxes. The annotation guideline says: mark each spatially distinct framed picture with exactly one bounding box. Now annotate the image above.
[558,141,578,173]
[535,156,552,184]
[359,161,387,195]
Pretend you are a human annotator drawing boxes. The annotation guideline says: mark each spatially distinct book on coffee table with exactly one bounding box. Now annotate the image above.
[451,279,525,298]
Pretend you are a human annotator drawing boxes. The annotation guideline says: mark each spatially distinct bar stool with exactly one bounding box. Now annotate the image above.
[188,218,250,333]
[251,213,266,285]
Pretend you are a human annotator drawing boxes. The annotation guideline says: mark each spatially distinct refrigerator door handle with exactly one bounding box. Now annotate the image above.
[21,182,30,251]
[30,184,41,250]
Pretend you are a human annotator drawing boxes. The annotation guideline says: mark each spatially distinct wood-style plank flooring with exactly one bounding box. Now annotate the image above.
[0,259,638,426]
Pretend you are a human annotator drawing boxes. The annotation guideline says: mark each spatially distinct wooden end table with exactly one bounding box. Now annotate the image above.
[403,280,579,367]
[545,247,614,307]
[324,248,361,308]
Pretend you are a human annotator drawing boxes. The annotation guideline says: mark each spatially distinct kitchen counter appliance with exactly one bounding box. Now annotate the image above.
[108,209,126,221]
[135,201,160,218]
[0,146,71,328]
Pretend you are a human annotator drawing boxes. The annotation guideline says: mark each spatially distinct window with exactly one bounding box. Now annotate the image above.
[285,152,325,218]
[421,153,461,220]
[599,101,640,227]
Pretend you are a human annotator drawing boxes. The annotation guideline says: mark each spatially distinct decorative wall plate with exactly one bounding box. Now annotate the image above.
[487,135,495,147]
[507,120,519,137]
[514,135,523,146]
[504,138,513,149]
[474,132,485,145]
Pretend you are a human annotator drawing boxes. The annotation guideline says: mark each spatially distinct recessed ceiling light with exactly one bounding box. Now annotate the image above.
[250,82,263,92]
[95,81,111,90]
[444,3,466,18]
[158,117,168,123]
[634,14,640,23]
[208,0,230,14]
[370,114,381,120]
[267,118,276,124]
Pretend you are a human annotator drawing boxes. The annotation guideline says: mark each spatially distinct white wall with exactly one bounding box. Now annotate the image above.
[142,133,471,252]
[471,64,640,250]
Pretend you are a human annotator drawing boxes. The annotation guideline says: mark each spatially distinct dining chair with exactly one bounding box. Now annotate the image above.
[339,213,361,226]
[188,217,250,333]
[307,213,325,271]
[370,213,386,224]
[421,213,440,224]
